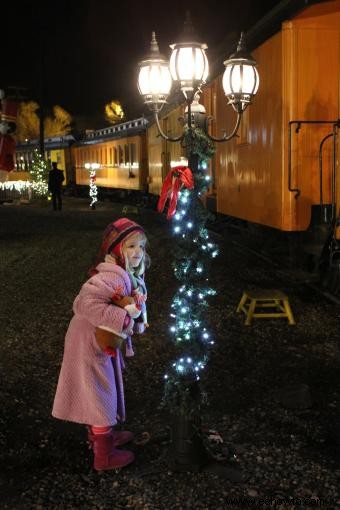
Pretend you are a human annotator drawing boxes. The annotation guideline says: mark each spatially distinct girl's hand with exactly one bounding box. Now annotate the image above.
[95,328,123,352]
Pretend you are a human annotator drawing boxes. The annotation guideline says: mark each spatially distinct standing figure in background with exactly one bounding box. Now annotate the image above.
[48,162,65,211]
[52,218,150,472]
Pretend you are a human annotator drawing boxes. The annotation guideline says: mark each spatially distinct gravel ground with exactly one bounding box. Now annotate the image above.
[1,197,340,509]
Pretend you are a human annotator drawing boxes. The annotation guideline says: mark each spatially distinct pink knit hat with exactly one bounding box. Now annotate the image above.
[89,218,144,275]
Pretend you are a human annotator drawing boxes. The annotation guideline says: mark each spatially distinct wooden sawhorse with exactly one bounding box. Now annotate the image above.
[237,289,295,326]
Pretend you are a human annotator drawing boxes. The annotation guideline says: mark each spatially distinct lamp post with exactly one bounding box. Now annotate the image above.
[137,15,259,473]
[84,162,100,209]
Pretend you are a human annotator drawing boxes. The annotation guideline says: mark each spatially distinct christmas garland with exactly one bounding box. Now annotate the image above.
[183,126,216,160]
[158,122,219,420]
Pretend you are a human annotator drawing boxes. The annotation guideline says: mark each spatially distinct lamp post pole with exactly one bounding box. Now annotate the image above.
[137,15,259,472]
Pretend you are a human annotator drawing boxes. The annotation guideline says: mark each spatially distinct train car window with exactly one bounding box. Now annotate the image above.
[130,143,136,165]
[124,145,129,164]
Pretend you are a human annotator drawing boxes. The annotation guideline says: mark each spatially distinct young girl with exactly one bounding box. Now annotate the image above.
[52,218,149,471]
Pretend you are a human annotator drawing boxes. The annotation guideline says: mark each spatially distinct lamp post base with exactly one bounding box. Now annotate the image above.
[169,413,244,480]
[170,413,208,472]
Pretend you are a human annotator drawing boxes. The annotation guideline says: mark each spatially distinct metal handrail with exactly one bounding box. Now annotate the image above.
[288,120,339,200]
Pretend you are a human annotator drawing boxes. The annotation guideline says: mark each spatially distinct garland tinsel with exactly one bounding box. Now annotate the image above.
[163,127,217,418]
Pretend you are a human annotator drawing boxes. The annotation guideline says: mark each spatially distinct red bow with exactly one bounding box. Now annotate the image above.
[157,166,194,219]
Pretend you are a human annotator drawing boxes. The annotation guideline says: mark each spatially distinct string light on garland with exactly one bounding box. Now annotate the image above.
[85,162,100,209]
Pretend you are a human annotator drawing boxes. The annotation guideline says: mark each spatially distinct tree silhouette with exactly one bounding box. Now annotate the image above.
[15,102,72,141]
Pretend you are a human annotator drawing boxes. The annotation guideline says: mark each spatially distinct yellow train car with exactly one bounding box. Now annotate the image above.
[72,118,148,193]
[202,0,340,235]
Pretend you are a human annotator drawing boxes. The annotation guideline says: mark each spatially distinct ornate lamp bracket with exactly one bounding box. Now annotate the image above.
[138,27,259,145]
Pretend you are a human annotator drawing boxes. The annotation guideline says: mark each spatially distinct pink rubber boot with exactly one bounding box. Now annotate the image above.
[87,427,134,447]
[91,431,134,471]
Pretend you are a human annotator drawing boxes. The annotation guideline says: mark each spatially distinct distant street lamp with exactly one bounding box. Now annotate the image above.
[85,162,100,209]
[137,14,259,474]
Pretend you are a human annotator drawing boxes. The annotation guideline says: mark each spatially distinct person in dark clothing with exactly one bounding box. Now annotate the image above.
[48,162,65,210]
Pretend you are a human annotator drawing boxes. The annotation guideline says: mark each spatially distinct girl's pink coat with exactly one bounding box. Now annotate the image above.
[52,263,132,426]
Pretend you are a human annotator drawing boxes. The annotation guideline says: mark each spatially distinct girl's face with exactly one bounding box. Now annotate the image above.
[123,233,146,268]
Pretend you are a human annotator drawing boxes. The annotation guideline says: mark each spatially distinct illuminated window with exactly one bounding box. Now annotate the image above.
[119,146,124,165]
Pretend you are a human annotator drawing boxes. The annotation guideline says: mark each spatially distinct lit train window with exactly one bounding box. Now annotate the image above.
[124,145,129,164]
[130,144,136,164]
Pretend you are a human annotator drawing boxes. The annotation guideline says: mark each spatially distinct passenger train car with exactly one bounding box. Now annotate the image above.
[203,0,340,291]
[72,117,148,195]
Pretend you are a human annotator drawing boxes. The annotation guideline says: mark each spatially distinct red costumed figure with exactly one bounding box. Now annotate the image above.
[0,94,18,172]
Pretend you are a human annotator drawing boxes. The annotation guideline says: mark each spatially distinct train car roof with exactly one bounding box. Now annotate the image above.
[209,0,329,81]
[73,117,148,146]
[16,117,149,150]
[153,0,329,123]
[16,134,75,151]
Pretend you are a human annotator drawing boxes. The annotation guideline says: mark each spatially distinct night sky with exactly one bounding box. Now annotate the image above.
[3,0,278,124]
